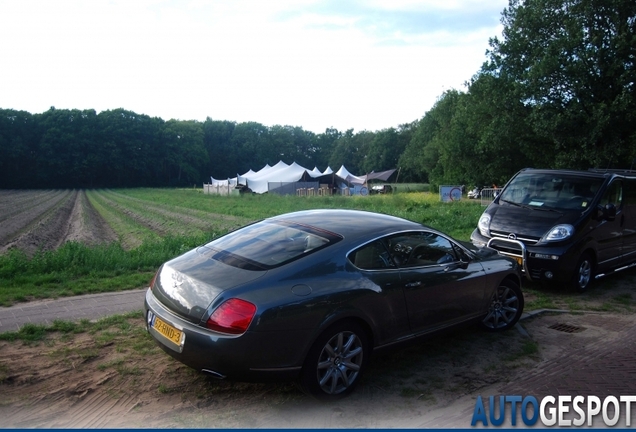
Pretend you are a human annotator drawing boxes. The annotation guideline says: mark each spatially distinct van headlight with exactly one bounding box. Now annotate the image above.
[543,224,574,242]
[478,214,491,237]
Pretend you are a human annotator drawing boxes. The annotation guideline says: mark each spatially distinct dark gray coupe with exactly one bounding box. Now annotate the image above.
[145,209,523,399]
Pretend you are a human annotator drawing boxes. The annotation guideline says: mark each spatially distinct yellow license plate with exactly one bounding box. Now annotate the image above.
[153,316,183,346]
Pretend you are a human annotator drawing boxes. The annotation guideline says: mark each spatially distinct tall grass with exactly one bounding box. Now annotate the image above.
[0,190,485,305]
[0,234,213,305]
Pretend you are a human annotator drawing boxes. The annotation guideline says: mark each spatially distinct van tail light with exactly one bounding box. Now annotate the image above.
[206,299,256,335]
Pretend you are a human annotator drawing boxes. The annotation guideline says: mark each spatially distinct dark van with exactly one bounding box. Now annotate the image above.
[470,168,636,291]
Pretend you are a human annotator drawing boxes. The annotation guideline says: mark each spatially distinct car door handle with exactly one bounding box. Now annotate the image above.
[405,281,421,287]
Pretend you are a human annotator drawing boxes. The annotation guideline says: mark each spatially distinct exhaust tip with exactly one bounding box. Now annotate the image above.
[201,369,226,379]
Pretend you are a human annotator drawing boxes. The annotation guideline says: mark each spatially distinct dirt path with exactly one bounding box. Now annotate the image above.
[2,305,634,428]
[0,314,537,428]
[62,190,118,246]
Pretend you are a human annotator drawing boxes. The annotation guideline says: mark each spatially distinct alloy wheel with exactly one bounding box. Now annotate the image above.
[316,330,364,395]
[482,283,521,330]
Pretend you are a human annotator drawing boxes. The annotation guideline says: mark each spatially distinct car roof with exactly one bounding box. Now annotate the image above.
[270,209,424,241]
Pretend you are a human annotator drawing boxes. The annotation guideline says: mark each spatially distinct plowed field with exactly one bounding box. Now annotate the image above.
[0,190,117,256]
[0,189,249,256]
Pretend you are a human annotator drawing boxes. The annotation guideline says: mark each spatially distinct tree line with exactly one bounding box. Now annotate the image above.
[1,0,634,190]
[0,108,414,188]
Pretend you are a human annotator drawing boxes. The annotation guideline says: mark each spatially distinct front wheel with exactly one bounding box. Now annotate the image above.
[300,321,369,400]
[480,280,524,332]
[572,252,594,292]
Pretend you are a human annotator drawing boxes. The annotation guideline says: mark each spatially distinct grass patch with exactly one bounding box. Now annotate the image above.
[504,340,539,362]
[0,312,161,381]
[0,237,209,305]
[612,293,632,306]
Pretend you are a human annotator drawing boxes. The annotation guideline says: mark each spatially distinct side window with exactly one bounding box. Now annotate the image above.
[349,240,394,270]
[599,181,623,209]
[405,233,457,267]
[384,231,457,268]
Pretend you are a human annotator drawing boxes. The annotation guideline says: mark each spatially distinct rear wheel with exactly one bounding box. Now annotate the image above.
[480,280,524,332]
[300,321,369,400]
[572,252,594,292]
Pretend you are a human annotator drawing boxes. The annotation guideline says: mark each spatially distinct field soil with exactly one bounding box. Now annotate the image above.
[1,277,635,428]
[0,189,250,255]
[0,190,118,255]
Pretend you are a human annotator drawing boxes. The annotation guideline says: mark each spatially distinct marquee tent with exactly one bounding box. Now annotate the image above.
[207,161,395,195]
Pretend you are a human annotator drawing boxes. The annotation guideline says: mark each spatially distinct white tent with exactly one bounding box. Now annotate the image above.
[336,166,366,185]
[208,161,395,195]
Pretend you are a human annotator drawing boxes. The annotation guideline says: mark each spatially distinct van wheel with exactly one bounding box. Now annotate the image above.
[300,321,369,400]
[572,252,594,292]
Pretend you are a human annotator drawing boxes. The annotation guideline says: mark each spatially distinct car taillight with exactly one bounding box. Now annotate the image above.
[149,270,159,290]
[205,298,256,335]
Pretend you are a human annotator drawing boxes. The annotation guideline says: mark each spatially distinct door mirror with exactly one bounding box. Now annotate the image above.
[597,203,617,221]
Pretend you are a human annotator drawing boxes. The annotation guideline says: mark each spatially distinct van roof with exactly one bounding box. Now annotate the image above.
[519,168,636,180]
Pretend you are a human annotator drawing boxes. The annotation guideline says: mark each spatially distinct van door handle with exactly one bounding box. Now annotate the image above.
[405,281,421,287]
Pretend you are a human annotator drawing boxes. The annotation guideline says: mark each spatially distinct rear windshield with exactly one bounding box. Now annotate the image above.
[199,220,342,270]
[500,173,604,211]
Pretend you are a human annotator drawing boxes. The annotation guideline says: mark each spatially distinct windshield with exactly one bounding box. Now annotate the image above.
[499,173,604,211]
[201,220,342,270]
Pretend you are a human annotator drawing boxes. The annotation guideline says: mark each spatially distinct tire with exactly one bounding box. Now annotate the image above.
[300,320,369,400]
[480,280,524,332]
[571,252,594,292]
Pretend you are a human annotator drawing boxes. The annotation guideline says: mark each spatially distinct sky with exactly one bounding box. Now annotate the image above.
[0,0,508,133]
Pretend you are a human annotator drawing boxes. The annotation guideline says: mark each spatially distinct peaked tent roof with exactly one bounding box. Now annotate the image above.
[336,166,366,185]
[210,161,395,194]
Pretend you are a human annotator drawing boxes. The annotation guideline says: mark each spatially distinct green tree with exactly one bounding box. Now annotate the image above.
[399,91,462,187]
[329,129,376,174]
[361,126,409,175]
[0,109,37,188]
[313,128,342,171]
[486,0,636,168]
[35,108,104,187]
[161,120,207,186]
[203,119,237,180]
[229,122,270,175]
[96,109,164,187]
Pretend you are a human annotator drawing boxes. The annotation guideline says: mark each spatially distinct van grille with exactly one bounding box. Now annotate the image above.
[490,231,539,246]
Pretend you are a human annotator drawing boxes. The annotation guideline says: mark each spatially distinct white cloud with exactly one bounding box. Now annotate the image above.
[0,0,507,132]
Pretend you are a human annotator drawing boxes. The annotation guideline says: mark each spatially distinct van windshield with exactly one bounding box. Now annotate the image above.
[499,173,604,211]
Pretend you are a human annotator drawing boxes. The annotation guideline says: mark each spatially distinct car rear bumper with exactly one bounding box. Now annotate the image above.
[144,288,305,382]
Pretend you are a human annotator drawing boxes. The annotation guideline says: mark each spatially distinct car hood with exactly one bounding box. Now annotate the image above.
[488,204,582,238]
[152,246,266,323]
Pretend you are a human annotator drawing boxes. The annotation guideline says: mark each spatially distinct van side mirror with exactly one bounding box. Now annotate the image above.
[596,203,616,221]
